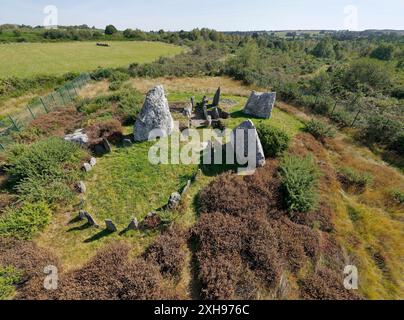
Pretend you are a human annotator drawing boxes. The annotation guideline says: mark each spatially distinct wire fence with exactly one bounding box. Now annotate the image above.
[0,73,91,152]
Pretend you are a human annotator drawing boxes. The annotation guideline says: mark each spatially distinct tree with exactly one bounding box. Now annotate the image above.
[370,44,395,61]
[105,25,118,35]
[312,38,335,59]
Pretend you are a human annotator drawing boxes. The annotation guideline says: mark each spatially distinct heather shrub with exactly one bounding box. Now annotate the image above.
[304,119,336,141]
[279,154,320,213]
[0,266,22,300]
[256,124,290,158]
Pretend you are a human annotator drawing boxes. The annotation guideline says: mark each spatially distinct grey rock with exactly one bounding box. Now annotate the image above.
[181,180,192,196]
[64,129,88,146]
[212,87,221,107]
[82,163,92,172]
[89,157,97,167]
[210,107,220,120]
[78,210,87,220]
[84,212,99,227]
[127,217,139,230]
[102,138,111,153]
[134,85,174,142]
[231,120,266,168]
[168,192,181,209]
[243,91,276,119]
[105,219,117,232]
[76,181,86,194]
[206,115,212,127]
[123,139,132,147]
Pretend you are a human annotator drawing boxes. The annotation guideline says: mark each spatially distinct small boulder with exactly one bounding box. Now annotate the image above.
[127,217,139,230]
[102,138,112,153]
[168,192,181,209]
[134,85,174,142]
[64,129,88,146]
[76,181,86,194]
[84,212,99,227]
[89,157,97,167]
[243,91,276,119]
[141,212,161,229]
[105,219,117,232]
[78,210,87,220]
[181,180,192,196]
[123,139,132,147]
[82,163,92,172]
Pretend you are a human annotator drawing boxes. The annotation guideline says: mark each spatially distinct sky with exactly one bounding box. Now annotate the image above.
[0,0,403,31]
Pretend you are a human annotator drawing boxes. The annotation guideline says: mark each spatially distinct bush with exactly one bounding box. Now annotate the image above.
[279,154,320,213]
[330,110,352,127]
[6,138,86,204]
[337,167,373,193]
[143,228,186,280]
[0,202,52,240]
[360,113,402,146]
[388,131,404,155]
[391,189,404,204]
[0,266,22,300]
[304,119,336,141]
[256,124,290,158]
[370,44,395,61]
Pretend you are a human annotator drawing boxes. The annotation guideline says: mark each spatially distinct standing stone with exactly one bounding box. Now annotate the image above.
[76,181,86,194]
[181,180,192,196]
[210,107,220,120]
[190,97,195,109]
[243,91,276,119]
[231,120,266,168]
[212,87,221,107]
[105,219,117,232]
[202,104,209,120]
[85,212,99,227]
[134,85,174,142]
[64,129,88,146]
[206,115,212,127]
[82,163,92,172]
[78,210,87,220]
[123,139,132,147]
[168,192,181,209]
[127,217,139,230]
[102,138,111,153]
[89,157,97,167]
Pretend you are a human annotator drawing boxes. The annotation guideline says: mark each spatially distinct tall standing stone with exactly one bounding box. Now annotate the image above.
[243,91,276,119]
[212,87,221,107]
[231,120,266,168]
[134,85,174,142]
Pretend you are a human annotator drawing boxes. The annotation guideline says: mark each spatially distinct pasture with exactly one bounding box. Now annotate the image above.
[0,41,183,78]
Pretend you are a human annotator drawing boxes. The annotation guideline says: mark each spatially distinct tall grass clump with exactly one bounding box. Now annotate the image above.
[337,167,373,193]
[279,154,320,214]
[256,124,290,158]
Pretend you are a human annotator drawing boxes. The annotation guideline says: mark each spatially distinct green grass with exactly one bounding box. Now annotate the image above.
[0,41,184,78]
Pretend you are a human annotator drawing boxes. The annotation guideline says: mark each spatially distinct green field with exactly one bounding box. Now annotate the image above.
[0,41,184,78]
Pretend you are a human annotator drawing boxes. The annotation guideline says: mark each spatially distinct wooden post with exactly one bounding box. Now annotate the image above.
[330,101,338,115]
[27,105,36,119]
[351,109,361,127]
[40,97,49,113]
[8,115,20,132]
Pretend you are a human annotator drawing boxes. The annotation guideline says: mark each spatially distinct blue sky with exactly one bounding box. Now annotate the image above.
[1,0,403,31]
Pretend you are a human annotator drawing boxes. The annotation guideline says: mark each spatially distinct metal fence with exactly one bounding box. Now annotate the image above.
[0,73,91,151]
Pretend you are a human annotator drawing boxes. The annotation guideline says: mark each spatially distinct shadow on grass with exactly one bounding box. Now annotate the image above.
[67,222,91,232]
[230,110,266,121]
[84,229,114,243]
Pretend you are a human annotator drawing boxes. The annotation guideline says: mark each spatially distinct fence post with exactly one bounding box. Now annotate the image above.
[40,98,49,113]
[59,90,67,105]
[27,105,36,119]
[0,143,5,151]
[8,115,21,132]
[51,93,57,106]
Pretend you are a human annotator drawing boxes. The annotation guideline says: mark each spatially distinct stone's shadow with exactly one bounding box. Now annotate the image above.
[230,110,265,120]
[68,216,83,224]
[84,229,114,243]
[67,222,91,232]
